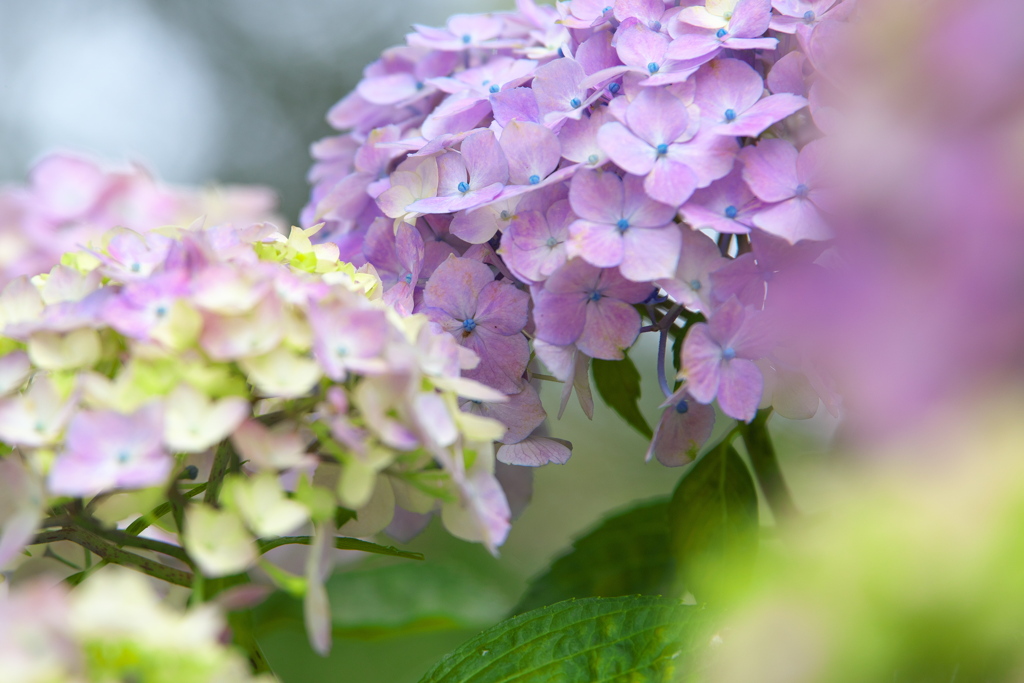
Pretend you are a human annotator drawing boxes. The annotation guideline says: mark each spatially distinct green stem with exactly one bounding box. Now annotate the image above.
[43,546,82,571]
[66,559,108,587]
[257,535,424,561]
[124,483,207,536]
[204,441,236,505]
[741,409,798,520]
[31,528,194,587]
[77,519,193,565]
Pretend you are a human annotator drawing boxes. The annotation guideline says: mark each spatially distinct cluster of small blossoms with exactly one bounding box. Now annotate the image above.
[0,567,272,683]
[0,218,529,652]
[304,0,849,466]
[0,152,280,289]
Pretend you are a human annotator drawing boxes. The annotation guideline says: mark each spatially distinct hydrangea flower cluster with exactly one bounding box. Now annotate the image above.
[0,153,279,289]
[0,567,272,683]
[0,215,534,653]
[304,0,850,466]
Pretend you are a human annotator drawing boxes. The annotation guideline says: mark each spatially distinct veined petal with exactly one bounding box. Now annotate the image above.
[717,357,763,421]
[681,323,722,403]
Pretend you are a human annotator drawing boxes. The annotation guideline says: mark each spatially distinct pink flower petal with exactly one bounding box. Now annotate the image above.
[717,357,763,421]
[579,297,641,360]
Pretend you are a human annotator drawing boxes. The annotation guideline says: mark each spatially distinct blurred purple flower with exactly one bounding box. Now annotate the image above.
[49,404,171,496]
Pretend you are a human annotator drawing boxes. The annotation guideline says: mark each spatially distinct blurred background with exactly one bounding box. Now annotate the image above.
[0,0,513,221]
[0,2,835,681]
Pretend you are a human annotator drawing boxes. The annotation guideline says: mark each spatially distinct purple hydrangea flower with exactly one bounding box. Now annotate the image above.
[681,296,769,421]
[680,166,761,234]
[646,386,716,466]
[499,120,563,187]
[710,228,824,308]
[611,18,704,87]
[566,169,681,281]
[500,200,572,283]
[356,47,459,107]
[657,226,728,312]
[559,0,614,30]
[407,13,516,52]
[448,182,565,246]
[363,218,425,315]
[668,0,778,62]
[429,57,537,103]
[599,86,737,207]
[497,436,572,467]
[48,404,171,496]
[739,138,831,242]
[309,298,392,381]
[406,130,509,214]
[460,382,546,445]
[770,0,840,34]
[532,258,653,360]
[694,58,807,137]
[532,58,602,125]
[423,256,530,393]
[490,86,541,127]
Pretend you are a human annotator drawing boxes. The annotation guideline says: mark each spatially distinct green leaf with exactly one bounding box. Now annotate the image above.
[671,327,685,375]
[253,563,513,641]
[418,596,708,683]
[327,563,514,639]
[592,352,653,439]
[668,443,759,602]
[513,499,677,615]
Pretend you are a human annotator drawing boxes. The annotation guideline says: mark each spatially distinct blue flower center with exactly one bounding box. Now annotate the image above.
[546,237,559,248]
[588,290,603,302]
[457,181,470,193]
[462,318,477,332]
[722,346,737,360]
[608,82,620,94]
[616,218,630,233]
[587,154,599,164]
[117,450,131,464]
[154,305,167,318]
[795,183,810,198]
[716,28,728,38]
[130,262,140,272]
[724,108,737,122]
[335,345,348,356]
[689,279,702,291]
[570,97,582,108]
[403,273,413,284]
[602,5,612,12]
[675,399,689,414]
[461,34,472,44]
[656,143,669,156]
[499,210,511,220]
[725,205,738,219]
[647,62,660,74]
[651,20,662,31]
[489,84,500,93]
[529,174,541,185]
[415,81,425,90]
[803,10,816,22]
